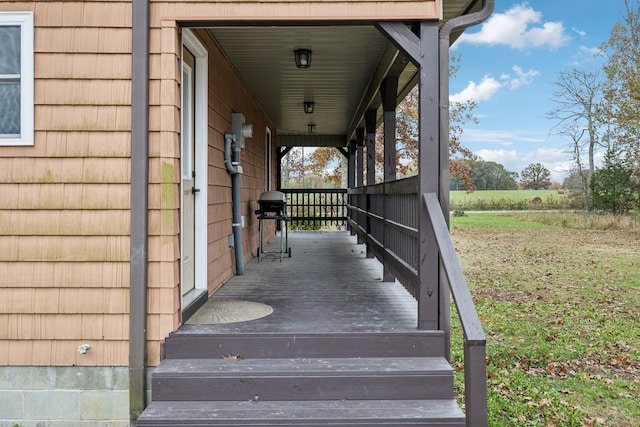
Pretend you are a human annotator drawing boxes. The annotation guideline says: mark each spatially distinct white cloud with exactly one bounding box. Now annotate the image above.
[508,65,540,89]
[568,45,606,66]
[572,27,587,37]
[450,64,539,103]
[463,128,543,144]
[450,76,502,103]
[578,45,605,58]
[456,2,570,51]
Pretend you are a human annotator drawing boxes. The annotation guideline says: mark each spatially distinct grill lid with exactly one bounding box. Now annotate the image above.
[259,191,286,203]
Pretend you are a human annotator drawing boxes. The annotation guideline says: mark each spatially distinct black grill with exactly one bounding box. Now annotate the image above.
[256,191,291,261]
[257,191,287,217]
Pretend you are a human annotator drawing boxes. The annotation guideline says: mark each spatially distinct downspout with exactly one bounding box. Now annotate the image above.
[437,0,494,357]
[129,0,149,422]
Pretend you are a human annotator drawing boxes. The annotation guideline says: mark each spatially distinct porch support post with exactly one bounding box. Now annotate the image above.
[348,139,356,235]
[417,22,440,330]
[356,128,365,188]
[381,76,397,182]
[355,128,365,244]
[365,109,376,259]
[130,0,149,420]
[377,21,440,330]
[381,76,398,282]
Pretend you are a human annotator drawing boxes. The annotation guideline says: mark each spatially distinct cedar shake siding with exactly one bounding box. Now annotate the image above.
[148,24,275,366]
[0,1,133,367]
[0,3,276,369]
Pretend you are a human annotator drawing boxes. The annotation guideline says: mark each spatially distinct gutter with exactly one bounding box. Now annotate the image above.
[129,0,149,422]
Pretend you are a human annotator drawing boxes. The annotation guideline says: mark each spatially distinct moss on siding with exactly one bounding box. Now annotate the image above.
[161,161,175,237]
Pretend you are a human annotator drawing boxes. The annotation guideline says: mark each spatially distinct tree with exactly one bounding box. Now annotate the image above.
[520,163,552,190]
[601,0,640,181]
[547,68,606,210]
[591,147,639,214]
[307,148,344,188]
[281,147,304,188]
[451,161,518,190]
[471,161,518,190]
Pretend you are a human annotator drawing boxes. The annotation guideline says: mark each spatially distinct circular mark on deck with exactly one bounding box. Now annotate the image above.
[185,299,274,324]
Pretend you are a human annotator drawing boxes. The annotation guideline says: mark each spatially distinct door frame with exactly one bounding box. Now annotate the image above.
[181,29,208,309]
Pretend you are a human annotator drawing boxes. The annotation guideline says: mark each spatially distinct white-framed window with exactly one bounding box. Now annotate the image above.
[0,12,34,146]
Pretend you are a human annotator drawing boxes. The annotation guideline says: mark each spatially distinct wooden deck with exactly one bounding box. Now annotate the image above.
[180,231,418,334]
[140,232,464,426]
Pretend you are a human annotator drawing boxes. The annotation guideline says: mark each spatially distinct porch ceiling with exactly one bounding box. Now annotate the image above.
[206,0,481,148]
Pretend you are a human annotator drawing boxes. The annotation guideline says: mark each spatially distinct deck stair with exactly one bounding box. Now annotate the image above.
[137,331,465,426]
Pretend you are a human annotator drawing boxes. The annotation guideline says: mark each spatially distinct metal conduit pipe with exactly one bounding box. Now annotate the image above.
[129,0,149,422]
[224,130,245,276]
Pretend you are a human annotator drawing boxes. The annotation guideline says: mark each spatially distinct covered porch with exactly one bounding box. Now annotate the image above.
[180,231,419,334]
[132,0,494,424]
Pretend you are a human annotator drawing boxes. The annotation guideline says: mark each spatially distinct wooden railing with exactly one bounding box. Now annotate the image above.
[346,178,487,426]
[423,192,487,426]
[347,176,420,297]
[280,188,348,228]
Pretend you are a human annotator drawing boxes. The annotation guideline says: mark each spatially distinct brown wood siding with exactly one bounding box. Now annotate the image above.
[0,0,132,366]
[145,22,277,366]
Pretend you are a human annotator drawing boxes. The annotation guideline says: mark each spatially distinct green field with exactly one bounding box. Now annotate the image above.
[450,212,640,426]
[450,189,576,211]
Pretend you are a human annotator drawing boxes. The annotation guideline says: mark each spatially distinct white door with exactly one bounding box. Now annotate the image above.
[181,47,197,299]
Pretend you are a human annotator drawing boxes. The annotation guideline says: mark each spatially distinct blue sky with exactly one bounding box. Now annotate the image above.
[450,1,627,182]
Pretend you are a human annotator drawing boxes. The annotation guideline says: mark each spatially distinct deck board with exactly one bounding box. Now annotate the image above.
[178,231,418,334]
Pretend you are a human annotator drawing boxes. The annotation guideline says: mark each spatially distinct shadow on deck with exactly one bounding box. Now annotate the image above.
[180,230,418,334]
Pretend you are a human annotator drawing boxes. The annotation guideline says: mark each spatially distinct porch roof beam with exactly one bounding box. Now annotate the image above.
[277,134,346,148]
[376,22,422,65]
[346,43,398,142]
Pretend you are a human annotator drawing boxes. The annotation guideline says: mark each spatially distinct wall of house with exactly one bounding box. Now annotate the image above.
[0,0,438,424]
[0,1,132,425]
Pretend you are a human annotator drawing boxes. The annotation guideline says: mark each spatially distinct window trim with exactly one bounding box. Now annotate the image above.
[0,12,34,146]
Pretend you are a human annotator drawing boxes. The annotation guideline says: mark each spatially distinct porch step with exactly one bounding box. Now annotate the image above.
[151,357,454,401]
[137,399,465,426]
[163,331,446,359]
[140,332,464,426]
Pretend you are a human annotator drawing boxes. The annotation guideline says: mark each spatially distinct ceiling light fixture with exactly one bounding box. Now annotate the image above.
[294,48,312,68]
[304,102,315,114]
[308,124,316,134]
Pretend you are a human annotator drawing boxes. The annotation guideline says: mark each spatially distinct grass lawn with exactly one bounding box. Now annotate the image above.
[450,212,640,426]
[450,189,574,210]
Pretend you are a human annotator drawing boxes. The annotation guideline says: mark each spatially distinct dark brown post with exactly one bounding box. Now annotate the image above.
[348,139,356,235]
[365,109,376,259]
[381,76,398,282]
[356,128,365,188]
[356,128,365,244]
[376,21,441,330]
[381,76,398,182]
[417,22,441,330]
